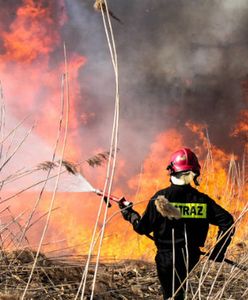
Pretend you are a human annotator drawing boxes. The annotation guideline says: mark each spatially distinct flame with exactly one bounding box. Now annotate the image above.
[1,0,65,63]
[0,0,86,159]
[128,129,184,199]
[43,124,247,260]
[0,1,247,262]
[231,110,248,141]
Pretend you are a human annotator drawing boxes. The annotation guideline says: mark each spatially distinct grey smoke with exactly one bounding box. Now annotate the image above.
[63,0,247,162]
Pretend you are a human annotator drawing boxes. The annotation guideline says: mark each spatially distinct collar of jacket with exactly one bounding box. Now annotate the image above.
[170,182,193,190]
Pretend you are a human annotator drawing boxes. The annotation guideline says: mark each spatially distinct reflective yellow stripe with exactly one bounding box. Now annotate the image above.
[171,202,207,219]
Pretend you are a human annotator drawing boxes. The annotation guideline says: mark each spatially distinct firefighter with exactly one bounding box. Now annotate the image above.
[119,148,235,300]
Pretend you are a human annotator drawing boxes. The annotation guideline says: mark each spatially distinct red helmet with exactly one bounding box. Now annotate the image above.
[167,148,201,175]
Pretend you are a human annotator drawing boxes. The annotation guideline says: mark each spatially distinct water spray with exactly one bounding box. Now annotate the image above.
[36,159,132,208]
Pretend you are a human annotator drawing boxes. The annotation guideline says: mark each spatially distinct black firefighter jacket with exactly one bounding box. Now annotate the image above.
[129,184,234,256]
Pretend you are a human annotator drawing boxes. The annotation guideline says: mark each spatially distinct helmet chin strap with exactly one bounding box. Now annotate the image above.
[171,171,197,185]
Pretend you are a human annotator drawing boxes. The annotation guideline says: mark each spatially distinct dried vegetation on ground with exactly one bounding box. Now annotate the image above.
[0,248,247,299]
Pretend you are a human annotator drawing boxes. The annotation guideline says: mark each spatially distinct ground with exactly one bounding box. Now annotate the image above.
[0,250,247,299]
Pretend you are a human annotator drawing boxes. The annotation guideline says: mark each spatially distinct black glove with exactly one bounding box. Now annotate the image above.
[118,197,134,221]
[209,248,225,262]
[209,230,233,262]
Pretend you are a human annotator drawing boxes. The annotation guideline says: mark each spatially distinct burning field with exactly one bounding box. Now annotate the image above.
[0,0,247,299]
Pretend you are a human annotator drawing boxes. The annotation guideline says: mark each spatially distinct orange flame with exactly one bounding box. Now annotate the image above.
[0,2,246,261]
[46,124,247,260]
[231,110,248,141]
[1,0,66,63]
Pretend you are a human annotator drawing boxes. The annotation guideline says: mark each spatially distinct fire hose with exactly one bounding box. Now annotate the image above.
[95,190,247,272]
[94,189,123,207]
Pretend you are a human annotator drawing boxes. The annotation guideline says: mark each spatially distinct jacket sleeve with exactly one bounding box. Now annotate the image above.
[207,197,235,260]
[124,194,159,235]
[132,199,159,235]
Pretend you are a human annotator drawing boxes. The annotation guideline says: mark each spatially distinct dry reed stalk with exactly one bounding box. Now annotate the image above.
[79,198,151,258]
[25,207,59,232]
[87,1,120,298]
[8,74,68,249]
[32,239,67,250]
[0,123,35,175]
[76,1,120,299]
[86,151,114,168]
[241,282,248,298]
[190,257,247,299]
[4,207,60,269]
[0,178,52,205]
[21,44,70,299]
[40,266,64,300]
[192,217,246,299]
[0,206,10,214]
[37,150,112,174]
[0,209,31,270]
[8,215,29,248]
[187,135,247,299]
[213,264,245,299]
[0,114,33,192]
[1,167,37,187]
[94,0,122,24]
[172,221,236,300]
[2,206,36,269]
[0,81,6,165]
[192,227,235,299]
[43,240,88,254]
[0,210,27,237]
[0,116,30,146]
[200,128,215,193]
[207,258,226,298]
[172,229,176,297]
[183,226,190,300]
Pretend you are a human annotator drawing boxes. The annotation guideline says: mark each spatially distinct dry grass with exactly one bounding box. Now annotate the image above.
[0,249,247,299]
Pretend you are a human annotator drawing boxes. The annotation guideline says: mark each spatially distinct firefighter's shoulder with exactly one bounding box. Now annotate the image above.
[150,187,170,200]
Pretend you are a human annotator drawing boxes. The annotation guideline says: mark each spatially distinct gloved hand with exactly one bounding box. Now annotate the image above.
[118,197,134,221]
[209,231,231,262]
[208,248,225,262]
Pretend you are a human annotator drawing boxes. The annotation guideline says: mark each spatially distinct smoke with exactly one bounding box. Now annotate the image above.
[0,0,247,188]
[63,0,247,161]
